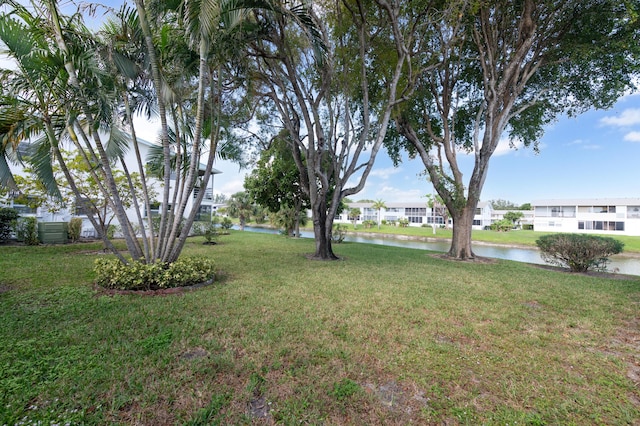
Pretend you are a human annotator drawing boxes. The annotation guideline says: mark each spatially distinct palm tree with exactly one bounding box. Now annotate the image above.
[131,0,321,263]
[371,199,387,230]
[227,191,254,231]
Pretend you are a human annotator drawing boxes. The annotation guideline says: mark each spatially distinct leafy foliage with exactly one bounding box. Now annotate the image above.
[220,217,233,230]
[331,223,347,243]
[490,219,514,232]
[192,219,220,244]
[94,256,216,290]
[14,216,38,245]
[68,217,83,243]
[504,211,525,224]
[0,207,18,243]
[536,233,624,272]
[226,192,255,230]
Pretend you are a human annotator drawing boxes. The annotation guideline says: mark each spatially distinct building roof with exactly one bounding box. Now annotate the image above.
[532,198,640,206]
[347,201,428,209]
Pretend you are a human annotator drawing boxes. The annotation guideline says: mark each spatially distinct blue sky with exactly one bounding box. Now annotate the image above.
[207,92,640,205]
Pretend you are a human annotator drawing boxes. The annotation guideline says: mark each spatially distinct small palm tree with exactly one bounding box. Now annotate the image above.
[349,207,361,229]
[227,191,254,231]
[371,199,387,230]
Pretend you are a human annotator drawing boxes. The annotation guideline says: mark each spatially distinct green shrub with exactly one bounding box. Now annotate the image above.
[106,224,117,239]
[68,217,83,242]
[15,216,39,245]
[94,256,216,290]
[193,220,219,243]
[490,219,513,232]
[362,220,376,229]
[0,207,19,243]
[332,223,347,243]
[536,233,624,272]
[398,218,409,228]
[220,217,233,230]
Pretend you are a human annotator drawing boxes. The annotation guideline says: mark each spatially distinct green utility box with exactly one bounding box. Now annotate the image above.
[38,222,69,244]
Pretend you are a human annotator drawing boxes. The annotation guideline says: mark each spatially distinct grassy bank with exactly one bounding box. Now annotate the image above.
[1,233,639,424]
[338,225,640,253]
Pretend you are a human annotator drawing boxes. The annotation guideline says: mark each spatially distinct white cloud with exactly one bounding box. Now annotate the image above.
[373,185,425,202]
[493,138,524,156]
[565,139,600,150]
[624,131,640,142]
[369,167,401,179]
[217,177,246,196]
[600,108,640,127]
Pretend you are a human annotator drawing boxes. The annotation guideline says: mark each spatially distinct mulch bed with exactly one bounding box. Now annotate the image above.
[93,278,216,297]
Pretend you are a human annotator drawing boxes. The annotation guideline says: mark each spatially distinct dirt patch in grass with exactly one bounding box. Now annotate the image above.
[430,253,498,264]
[0,283,12,293]
[613,318,640,385]
[363,380,430,415]
[529,263,639,280]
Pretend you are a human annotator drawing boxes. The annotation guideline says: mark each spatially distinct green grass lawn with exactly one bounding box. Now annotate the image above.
[1,233,639,424]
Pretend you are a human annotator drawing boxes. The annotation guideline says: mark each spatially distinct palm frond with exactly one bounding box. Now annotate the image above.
[0,152,18,190]
[106,124,131,160]
[29,135,62,200]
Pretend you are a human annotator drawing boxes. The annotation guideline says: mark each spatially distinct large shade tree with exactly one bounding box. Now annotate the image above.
[248,0,445,259]
[386,0,640,259]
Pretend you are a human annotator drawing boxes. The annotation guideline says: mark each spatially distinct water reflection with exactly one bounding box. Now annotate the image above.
[237,226,640,276]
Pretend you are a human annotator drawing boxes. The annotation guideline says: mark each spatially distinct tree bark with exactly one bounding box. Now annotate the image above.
[448,206,476,259]
[310,199,338,260]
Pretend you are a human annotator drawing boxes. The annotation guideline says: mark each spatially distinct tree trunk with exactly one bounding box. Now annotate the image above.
[310,202,338,260]
[448,206,476,259]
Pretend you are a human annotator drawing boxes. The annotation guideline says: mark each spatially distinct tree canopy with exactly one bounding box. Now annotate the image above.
[385,0,640,259]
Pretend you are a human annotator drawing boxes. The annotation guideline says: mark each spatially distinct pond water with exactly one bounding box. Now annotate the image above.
[237,226,640,276]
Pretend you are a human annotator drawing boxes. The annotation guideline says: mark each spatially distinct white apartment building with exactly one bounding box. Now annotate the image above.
[336,201,493,230]
[532,198,640,236]
[5,137,221,237]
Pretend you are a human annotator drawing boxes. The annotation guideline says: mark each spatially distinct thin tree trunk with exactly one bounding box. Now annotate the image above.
[134,0,172,262]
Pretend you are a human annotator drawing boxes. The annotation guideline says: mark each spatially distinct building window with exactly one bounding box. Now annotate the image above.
[194,204,211,221]
[473,219,481,226]
[145,202,161,217]
[405,207,426,216]
[628,207,640,219]
[578,221,625,231]
[578,205,616,214]
[408,216,423,224]
[537,206,576,217]
[12,204,37,215]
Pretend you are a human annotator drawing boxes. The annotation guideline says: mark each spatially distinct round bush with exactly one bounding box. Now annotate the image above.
[536,233,624,272]
[94,256,216,290]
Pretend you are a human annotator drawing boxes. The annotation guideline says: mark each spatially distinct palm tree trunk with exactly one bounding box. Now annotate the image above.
[134,0,173,262]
